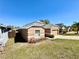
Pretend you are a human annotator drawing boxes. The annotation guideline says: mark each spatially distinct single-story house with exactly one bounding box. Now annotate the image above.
[18,21,59,42]
[67,26,72,32]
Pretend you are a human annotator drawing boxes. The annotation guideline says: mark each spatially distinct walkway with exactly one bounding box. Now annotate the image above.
[54,35,79,40]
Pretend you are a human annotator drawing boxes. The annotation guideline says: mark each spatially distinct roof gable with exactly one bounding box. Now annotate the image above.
[21,21,44,29]
[20,21,59,29]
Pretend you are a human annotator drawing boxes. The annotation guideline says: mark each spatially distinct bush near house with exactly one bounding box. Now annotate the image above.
[28,38,47,43]
[45,34,54,38]
[28,37,36,43]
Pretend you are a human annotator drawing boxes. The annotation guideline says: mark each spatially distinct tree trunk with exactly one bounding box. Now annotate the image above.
[77,30,78,34]
[77,27,79,34]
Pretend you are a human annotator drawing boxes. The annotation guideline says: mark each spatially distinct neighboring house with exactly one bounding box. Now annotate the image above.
[56,23,66,34]
[67,26,72,32]
[18,21,59,42]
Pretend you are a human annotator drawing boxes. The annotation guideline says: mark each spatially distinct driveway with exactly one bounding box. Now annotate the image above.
[54,35,79,40]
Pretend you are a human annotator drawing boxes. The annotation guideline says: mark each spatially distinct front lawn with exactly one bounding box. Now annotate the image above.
[3,39,79,59]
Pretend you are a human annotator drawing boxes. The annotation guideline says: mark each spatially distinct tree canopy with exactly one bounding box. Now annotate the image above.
[40,19,50,24]
[71,22,79,34]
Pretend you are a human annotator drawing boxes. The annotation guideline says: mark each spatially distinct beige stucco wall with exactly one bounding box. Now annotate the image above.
[20,26,59,42]
[51,26,59,35]
[27,27,45,41]
[51,30,59,35]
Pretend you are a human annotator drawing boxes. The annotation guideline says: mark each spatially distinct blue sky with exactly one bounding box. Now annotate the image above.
[0,0,79,26]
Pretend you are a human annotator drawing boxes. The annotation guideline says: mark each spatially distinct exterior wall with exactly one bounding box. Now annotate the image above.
[19,29,28,41]
[51,26,59,35]
[27,27,45,41]
[45,29,51,35]
[51,30,59,35]
[19,25,59,42]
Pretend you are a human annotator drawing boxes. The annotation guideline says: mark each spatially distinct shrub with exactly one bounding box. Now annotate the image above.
[28,38,36,43]
[45,34,54,38]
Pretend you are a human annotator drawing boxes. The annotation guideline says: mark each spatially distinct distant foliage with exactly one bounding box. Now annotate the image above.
[40,19,50,24]
[71,22,79,34]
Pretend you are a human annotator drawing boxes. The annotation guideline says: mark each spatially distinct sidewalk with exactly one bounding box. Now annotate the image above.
[54,35,79,40]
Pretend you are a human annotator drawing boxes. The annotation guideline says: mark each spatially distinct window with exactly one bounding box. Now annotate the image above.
[35,30,40,36]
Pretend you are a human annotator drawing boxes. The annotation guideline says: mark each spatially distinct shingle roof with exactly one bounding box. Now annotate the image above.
[20,21,59,29]
[43,24,53,28]
[21,21,44,29]
[43,24,59,28]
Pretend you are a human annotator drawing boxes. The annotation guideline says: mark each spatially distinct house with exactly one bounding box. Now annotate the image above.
[56,23,66,34]
[67,26,72,32]
[18,21,59,42]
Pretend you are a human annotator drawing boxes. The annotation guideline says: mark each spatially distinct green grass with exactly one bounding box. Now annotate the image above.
[4,39,79,59]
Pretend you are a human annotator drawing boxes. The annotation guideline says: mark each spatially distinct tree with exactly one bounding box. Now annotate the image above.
[40,19,50,24]
[71,22,79,34]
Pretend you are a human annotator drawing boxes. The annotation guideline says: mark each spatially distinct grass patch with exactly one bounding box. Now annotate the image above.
[4,39,79,59]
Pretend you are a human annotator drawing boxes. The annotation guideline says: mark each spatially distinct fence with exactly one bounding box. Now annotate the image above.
[0,29,8,46]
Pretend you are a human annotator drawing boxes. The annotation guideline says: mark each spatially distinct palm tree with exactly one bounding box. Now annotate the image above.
[40,19,50,24]
[72,22,79,34]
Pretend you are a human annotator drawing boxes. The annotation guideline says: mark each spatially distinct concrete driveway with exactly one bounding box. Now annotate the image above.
[54,35,79,40]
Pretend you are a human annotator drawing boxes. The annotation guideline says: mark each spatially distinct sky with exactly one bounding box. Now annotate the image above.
[0,0,79,26]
